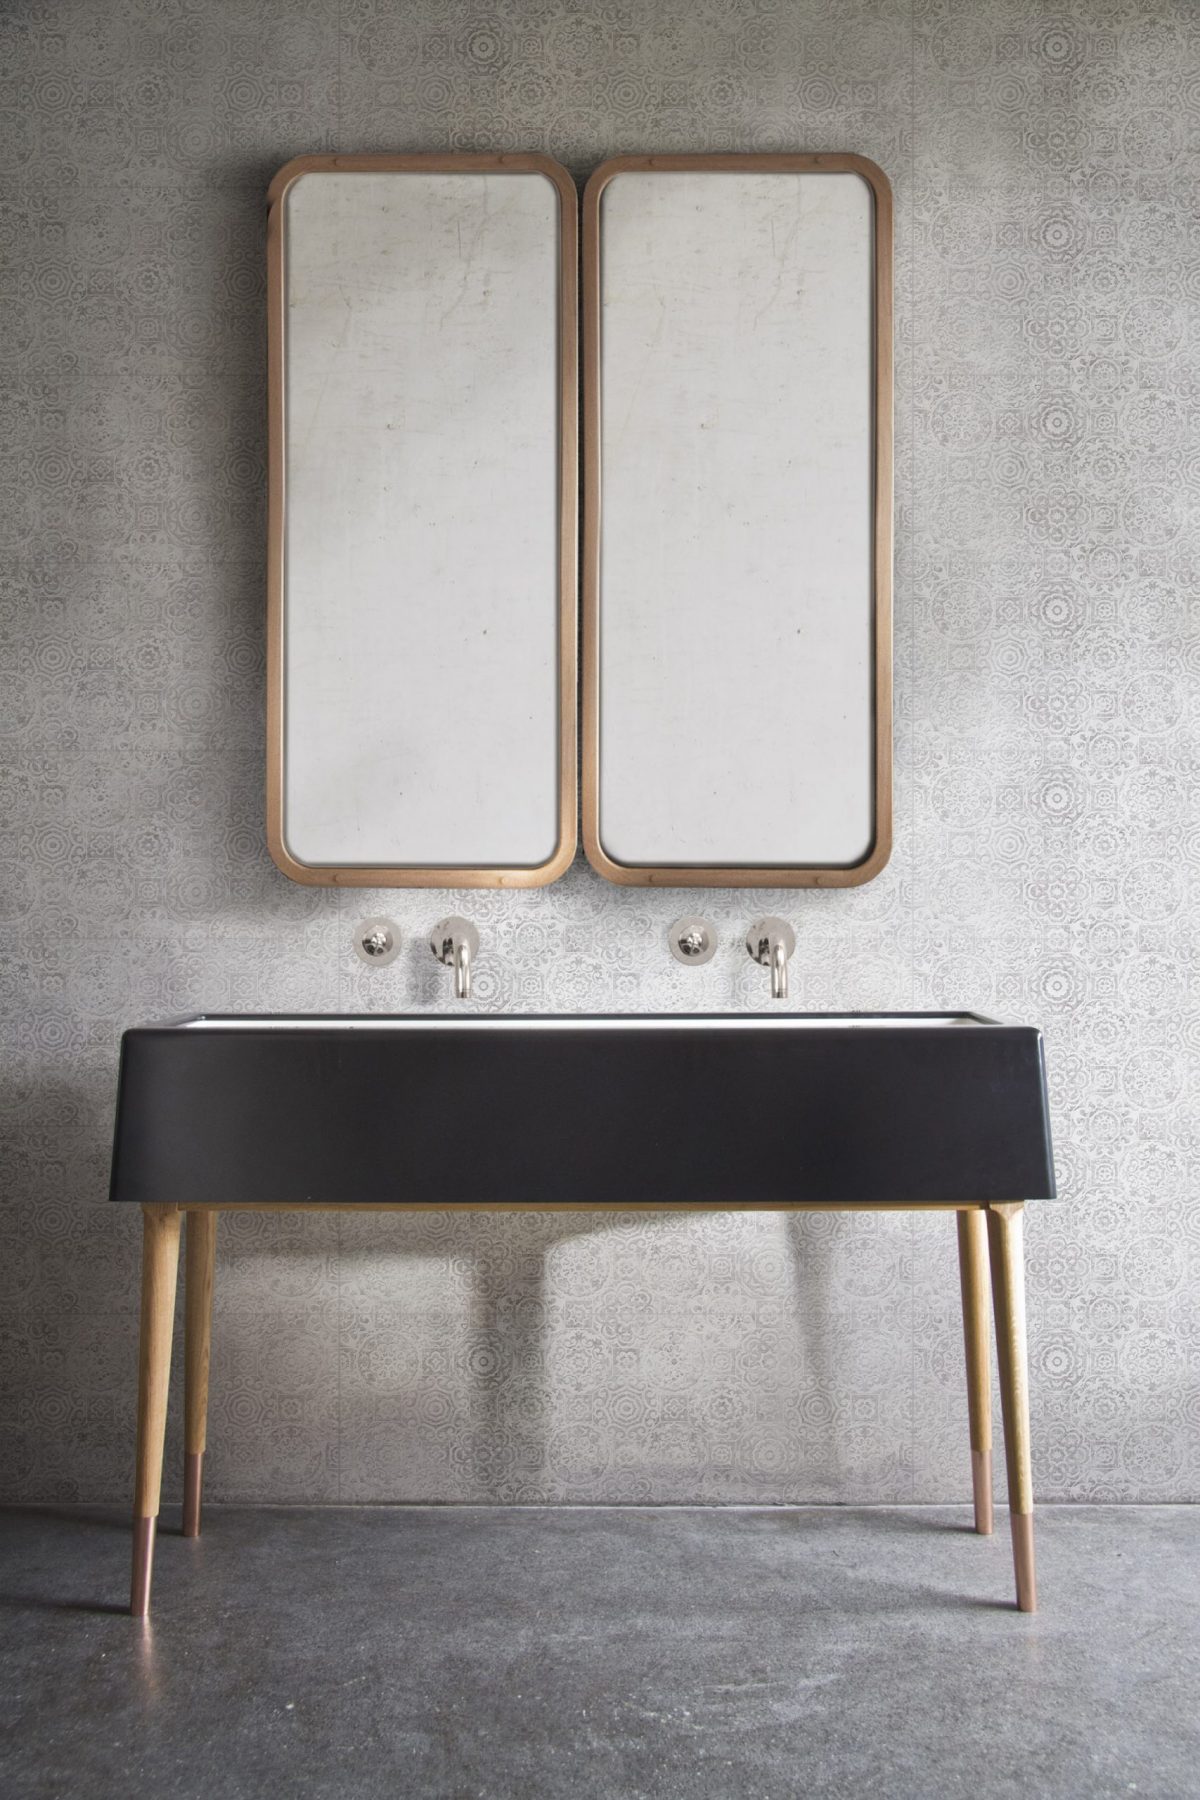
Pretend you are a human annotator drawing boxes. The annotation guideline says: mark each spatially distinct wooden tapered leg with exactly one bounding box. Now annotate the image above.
[183,1210,218,1539]
[956,1208,993,1535]
[131,1204,182,1617]
[986,1202,1036,1612]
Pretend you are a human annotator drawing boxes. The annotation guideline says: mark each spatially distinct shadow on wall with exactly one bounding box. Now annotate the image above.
[205,1206,868,1507]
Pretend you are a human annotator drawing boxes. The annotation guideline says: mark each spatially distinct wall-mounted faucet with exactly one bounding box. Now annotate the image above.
[429,917,479,1000]
[745,918,795,1000]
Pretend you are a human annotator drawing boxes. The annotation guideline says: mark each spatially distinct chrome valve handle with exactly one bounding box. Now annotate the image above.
[668,916,717,966]
[353,918,401,968]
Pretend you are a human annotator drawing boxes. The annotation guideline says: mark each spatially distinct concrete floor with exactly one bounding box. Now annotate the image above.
[1,1506,1197,1800]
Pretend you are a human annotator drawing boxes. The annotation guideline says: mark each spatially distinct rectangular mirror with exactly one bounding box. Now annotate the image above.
[267,154,577,887]
[582,154,892,887]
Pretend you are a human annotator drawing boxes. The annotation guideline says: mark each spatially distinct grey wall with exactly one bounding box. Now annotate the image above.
[2,0,1198,1506]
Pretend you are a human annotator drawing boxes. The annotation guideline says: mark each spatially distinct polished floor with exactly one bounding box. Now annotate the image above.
[1,1504,1197,1799]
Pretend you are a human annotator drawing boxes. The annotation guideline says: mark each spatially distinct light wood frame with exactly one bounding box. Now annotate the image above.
[265,153,579,889]
[129,1199,1035,1618]
[581,153,894,888]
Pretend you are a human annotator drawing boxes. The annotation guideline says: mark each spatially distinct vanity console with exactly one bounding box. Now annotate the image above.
[111,1013,1053,1617]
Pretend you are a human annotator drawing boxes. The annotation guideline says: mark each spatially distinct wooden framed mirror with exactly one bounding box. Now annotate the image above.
[267,153,578,887]
[582,154,893,888]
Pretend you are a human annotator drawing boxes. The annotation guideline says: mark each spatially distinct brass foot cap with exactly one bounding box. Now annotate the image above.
[182,1451,204,1539]
[1012,1511,1037,1612]
[971,1448,994,1536]
[130,1515,157,1617]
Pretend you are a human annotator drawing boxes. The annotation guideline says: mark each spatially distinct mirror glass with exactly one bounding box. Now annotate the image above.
[584,159,891,886]
[269,157,576,886]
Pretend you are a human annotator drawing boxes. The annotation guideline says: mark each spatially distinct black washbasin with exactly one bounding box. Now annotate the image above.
[109,1014,1055,1208]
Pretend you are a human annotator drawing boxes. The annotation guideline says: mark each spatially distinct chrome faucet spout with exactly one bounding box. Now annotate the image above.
[771,937,788,1001]
[746,917,796,1002]
[429,917,480,1001]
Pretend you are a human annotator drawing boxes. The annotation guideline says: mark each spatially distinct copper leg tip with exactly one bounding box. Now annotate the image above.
[971,1448,994,1536]
[182,1451,204,1539]
[1012,1511,1037,1612]
[130,1515,157,1617]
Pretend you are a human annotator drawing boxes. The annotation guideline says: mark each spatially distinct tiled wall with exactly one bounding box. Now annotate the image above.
[2,0,1197,1504]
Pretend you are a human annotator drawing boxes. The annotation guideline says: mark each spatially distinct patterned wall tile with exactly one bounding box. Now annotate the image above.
[1,0,1197,1505]
[911,0,1200,1500]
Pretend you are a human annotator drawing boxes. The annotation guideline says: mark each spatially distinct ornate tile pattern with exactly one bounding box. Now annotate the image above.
[1,0,1197,1504]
